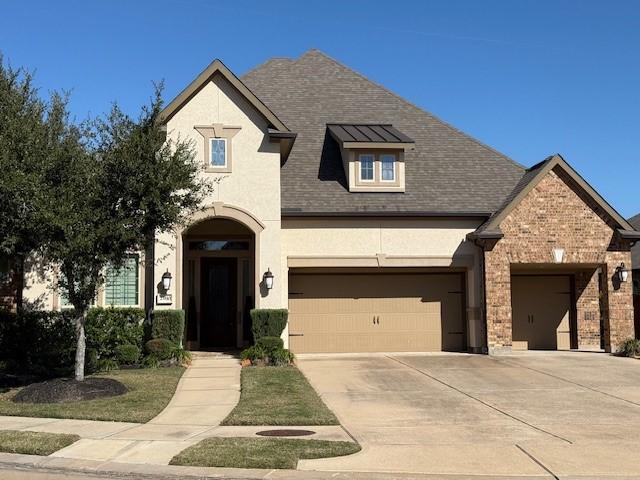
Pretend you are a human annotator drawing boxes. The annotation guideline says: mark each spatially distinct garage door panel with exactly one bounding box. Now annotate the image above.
[289,272,465,353]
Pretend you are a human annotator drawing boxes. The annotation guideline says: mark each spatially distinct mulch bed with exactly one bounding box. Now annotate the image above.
[11,377,128,404]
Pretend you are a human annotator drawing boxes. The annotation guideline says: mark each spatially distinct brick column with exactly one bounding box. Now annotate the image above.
[484,251,512,353]
[574,268,601,348]
[603,252,635,352]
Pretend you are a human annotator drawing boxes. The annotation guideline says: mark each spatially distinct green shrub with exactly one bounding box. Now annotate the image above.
[0,310,75,376]
[85,348,99,374]
[240,344,267,362]
[618,338,640,357]
[250,309,288,341]
[85,307,145,361]
[97,358,119,372]
[256,336,284,357]
[171,346,192,365]
[142,354,160,368]
[270,348,295,366]
[145,338,175,360]
[151,310,185,345]
[115,344,140,365]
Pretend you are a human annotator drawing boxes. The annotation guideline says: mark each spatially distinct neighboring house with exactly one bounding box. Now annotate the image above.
[18,50,639,354]
[628,213,640,338]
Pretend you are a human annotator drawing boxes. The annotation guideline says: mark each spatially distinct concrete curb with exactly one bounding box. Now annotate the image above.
[0,453,557,479]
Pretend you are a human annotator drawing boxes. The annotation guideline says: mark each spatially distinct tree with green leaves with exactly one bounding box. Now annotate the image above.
[93,83,211,322]
[0,57,59,312]
[45,84,209,381]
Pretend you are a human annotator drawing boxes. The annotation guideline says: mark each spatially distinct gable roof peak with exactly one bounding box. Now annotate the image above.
[158,58,289,132]
[474,153,634,235]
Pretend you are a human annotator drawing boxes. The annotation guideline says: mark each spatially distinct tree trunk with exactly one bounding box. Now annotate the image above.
[74,308,87,381]
[15,255,25,314]
[144,231,155,325]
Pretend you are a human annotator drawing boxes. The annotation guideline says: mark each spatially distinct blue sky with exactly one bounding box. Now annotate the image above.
[2,0,638,216]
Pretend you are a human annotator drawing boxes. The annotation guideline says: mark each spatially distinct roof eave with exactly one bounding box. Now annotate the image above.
[157,58,290,132]
[617,228,640,240]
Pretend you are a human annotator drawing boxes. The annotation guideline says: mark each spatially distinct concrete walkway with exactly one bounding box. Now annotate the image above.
[0,353,241,465]
[0,352,350,467]
[50,352,241,464]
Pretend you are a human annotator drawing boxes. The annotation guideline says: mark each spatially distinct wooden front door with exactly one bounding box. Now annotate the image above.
[200,257,237,348]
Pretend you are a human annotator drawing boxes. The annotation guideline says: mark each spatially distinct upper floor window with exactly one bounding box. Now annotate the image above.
[381,154,396,181]
[359,154,374,181]
[105,255,139,306]
[210,138,227,168]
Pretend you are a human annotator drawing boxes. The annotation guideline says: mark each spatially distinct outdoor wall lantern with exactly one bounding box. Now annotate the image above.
[162,270,173,291]
[552,247,565,264]
[617,263,629,283]
[263,268,274,290]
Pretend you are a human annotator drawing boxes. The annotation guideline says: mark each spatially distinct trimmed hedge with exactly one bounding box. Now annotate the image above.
[145,338,175,360]
[0,310,75,377]
[0,307,145,376]
[151,310,185,346]
[250,309,288,341]
[115,344,140,365]
[256,336,284,356]
[85,307,145,361]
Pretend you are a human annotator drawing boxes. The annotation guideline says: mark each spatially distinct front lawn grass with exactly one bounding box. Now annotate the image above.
[0,367,184,423]
[170,437,360,469]
[0,430,79,456]
[222,366,338,426]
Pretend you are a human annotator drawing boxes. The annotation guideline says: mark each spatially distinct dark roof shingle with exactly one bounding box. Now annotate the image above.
[242,49,525,216]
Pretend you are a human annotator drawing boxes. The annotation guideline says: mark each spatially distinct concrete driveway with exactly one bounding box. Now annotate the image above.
[297,352,640,478]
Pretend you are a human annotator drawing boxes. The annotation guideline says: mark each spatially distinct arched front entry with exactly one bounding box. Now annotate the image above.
[177,203,263,350]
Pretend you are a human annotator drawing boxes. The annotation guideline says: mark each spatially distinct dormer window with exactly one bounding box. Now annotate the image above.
[359,154,374,181]
[327,123,414,193]
[381,154,396,181]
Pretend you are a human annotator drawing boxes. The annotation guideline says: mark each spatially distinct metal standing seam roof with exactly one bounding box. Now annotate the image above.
[327,124,414,144]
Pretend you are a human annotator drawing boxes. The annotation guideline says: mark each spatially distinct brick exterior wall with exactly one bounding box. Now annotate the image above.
[574,269,601,348]
[484,166,634,353]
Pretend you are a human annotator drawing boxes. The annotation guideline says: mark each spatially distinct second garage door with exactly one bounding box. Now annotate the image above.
[288,272,466,353]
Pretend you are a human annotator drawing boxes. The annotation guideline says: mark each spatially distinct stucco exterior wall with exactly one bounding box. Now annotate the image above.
[484,166,635,353]
[281,217,486,350]
[155,73,284,313]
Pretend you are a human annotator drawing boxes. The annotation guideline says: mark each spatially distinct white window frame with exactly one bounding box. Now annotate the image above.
[380,154,396,182]
[359,153,375,182]
[210,137,227,168]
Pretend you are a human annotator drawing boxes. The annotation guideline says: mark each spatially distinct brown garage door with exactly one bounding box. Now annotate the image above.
[288,272,466,353]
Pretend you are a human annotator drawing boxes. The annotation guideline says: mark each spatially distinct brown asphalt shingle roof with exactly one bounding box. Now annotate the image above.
[241,50,526,216]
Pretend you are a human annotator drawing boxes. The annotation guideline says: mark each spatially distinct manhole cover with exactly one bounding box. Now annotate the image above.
[256,429,315,437]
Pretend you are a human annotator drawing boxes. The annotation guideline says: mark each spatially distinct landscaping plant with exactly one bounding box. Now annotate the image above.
[145,338,175,361]
[40,84,210,381]
[114,344,141,365]
[618,338,640,358]
[150,309,185,345]
[250,309,288,340]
